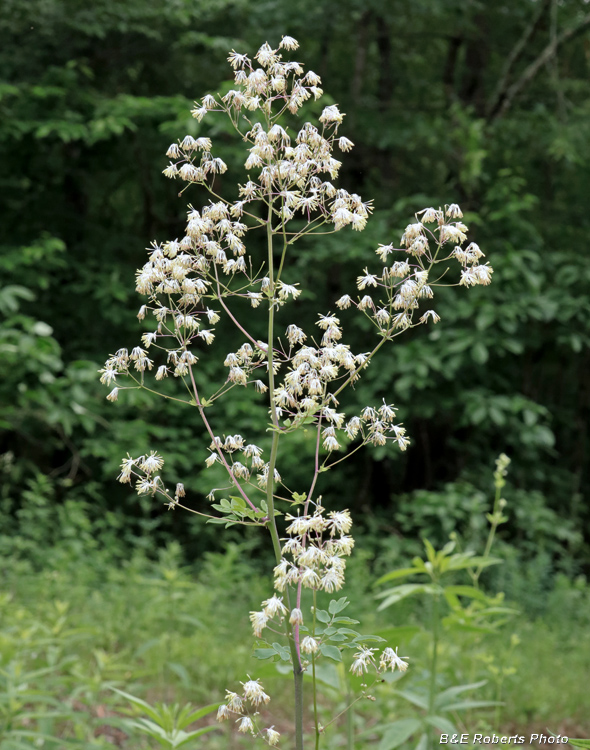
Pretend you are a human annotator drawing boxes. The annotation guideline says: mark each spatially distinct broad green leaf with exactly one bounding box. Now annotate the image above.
[443,585,493,602]
[442,699,501,711]
[319,644,342,662]
[328,597,349,614]
[379,718,422,750]
[423,538,437,565]
[435,680,487,709]
[129,718,168,739]
[272,642,291,661]
[394,689,429,710]
[377,584,441,610]
[307,663,341,690]
[374,568,424,586]
[177,703,220,729]
[352,634,386,643]
[111,688,163,724]
[447,555,502,571]
[315,609,331,623]
[174,725,218,747]
[425,715,458,735]
[253,648,276,660]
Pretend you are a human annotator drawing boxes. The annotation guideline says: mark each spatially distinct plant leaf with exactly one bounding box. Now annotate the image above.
[378,718,422,750]
[319,644,342,662]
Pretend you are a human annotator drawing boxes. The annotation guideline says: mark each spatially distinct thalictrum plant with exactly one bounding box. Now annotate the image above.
[101,35,493,749]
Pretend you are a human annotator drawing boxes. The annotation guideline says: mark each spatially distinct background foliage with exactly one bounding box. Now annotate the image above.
[1,0,590,604]
[2,0,590,746]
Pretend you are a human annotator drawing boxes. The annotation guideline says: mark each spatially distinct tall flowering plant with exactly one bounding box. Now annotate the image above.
[101,35,492,749]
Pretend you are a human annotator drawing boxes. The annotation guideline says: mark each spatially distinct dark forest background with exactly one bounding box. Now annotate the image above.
[2,0,590,599]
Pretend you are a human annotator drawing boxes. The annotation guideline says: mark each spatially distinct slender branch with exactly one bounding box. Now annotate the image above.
[187,364,258,513]
[491,11,590,120]
[486,0,551,118]
[212,265,261,349]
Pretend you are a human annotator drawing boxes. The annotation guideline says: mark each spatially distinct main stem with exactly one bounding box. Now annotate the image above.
[427,591,440,750]
[264,196,304,750]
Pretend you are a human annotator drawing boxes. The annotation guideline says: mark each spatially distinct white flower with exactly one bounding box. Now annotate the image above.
[350,646,377,676]
[419,309,441,323]
[238,716,254,733]
[225,691,243,713]
[249,610,269,637]
[446,203,463,218]
[118,455,135,484]
[379,647,409,672]
[319,105,344,125]
[139,451,164,474]
[99,366,117,385]
[217,704,230,721]
[289,608,304,626]
[262,595,287,618]
[266,727,281,746]
[418,207,443,224]
[280,35,299,50]
[301,636,319,654]
[242,679,270,706]
[335,294,352,309]
[357,269,378,290]
[328,510,352,535]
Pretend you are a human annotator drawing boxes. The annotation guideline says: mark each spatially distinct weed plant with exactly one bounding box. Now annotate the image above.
[96,33,502,750]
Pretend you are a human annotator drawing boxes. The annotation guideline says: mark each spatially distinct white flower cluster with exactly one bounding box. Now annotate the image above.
[217,679,280,746]
[273,505,354,595]
[334,203,492,335]
[115,452,185,508]
[163,38,371,236]
[274,312,410,450]
[224,342,268,387]
[204,435,275,487]
[100,35,379,423]
[350,645,409,677]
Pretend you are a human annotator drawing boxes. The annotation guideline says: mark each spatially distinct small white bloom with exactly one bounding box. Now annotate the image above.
[419,309,441,324]
[139,451,164,474]
[262,595,287,618]
[225,691,243,713]
[350,646,377,676]
[238,716,254,733]
[117,455,135,484]
[379,647,409,672]
[242,679,270,706]
[289,608,304,626]
[301,636,319,654]
[249,610,269,637]
[217,704,230,721]
[280,35,299,50]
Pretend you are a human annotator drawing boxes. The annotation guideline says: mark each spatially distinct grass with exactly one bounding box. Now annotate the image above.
[1,542,589,749]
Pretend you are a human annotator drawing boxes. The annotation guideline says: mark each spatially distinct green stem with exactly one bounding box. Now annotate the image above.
[472,474,503,586]
[346,682,354,750]
[264,189,304,750]
[428,591,440,750]
[312,591,320,750]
